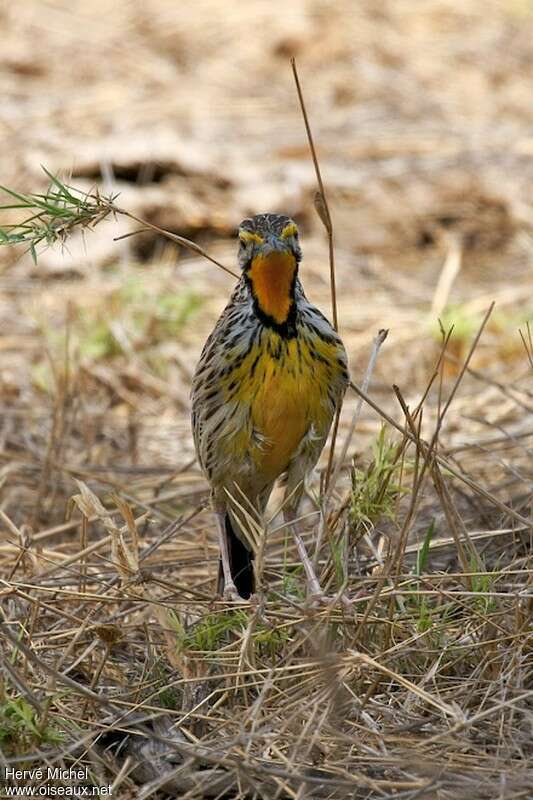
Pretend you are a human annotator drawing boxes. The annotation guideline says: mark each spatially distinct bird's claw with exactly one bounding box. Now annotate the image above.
[306,591,332,608]
[306,591,353,611]
[222,582,244,602]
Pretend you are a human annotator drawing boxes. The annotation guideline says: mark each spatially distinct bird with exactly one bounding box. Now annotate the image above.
[191,213,349,601]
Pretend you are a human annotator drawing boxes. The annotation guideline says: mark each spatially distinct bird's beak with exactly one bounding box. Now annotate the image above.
[257,233,290,258]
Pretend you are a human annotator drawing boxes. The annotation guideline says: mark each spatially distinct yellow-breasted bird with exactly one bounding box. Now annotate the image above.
[191,213,348,600]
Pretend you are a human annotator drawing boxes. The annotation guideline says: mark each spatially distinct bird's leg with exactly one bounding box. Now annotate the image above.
[284,508,323,599]
[214,511,240,601]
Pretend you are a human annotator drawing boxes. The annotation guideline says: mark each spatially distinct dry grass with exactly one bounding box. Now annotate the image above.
[0,332,531,797]
[1,2,533,798]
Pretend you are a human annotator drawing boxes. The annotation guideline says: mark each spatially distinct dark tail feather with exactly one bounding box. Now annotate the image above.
[217,514,255,599]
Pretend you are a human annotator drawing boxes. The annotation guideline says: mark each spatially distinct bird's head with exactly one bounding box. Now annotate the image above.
[238,213,301,326]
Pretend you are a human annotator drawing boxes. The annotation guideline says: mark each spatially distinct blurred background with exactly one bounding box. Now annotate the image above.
[0,0,532,530]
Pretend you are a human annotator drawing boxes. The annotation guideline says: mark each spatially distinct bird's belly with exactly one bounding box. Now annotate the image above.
[247,344,334,483]
[215,331,343,493]
[251,374,310,482]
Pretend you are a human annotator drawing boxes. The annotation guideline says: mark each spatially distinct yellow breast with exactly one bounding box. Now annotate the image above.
[219,331,338,486]
[251,360,310,482]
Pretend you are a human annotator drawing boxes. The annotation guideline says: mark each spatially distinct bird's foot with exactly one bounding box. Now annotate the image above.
[248,592,262,610]
[221,582,244,602]
[306,591,354,611]
[305,591,333,609]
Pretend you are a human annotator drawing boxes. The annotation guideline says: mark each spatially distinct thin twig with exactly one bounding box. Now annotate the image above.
[112,205,239,279]
[291,58,338,331]
[329,328,388,495]
[518,320,533,369]
[431,235,462,317]
[313,329,388,566]
[291,57,343,502]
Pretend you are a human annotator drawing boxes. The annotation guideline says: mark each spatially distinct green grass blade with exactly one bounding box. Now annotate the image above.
[41,165,80,204]
[0,186,34,206]
[416,518,436,576]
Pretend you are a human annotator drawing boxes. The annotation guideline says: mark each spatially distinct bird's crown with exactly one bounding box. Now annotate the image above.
[238,213,297,240]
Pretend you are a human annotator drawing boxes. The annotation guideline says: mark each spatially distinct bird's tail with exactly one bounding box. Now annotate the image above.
[217,513,255,599]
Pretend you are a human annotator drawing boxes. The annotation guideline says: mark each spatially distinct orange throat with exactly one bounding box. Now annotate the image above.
[248,251,297,324]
